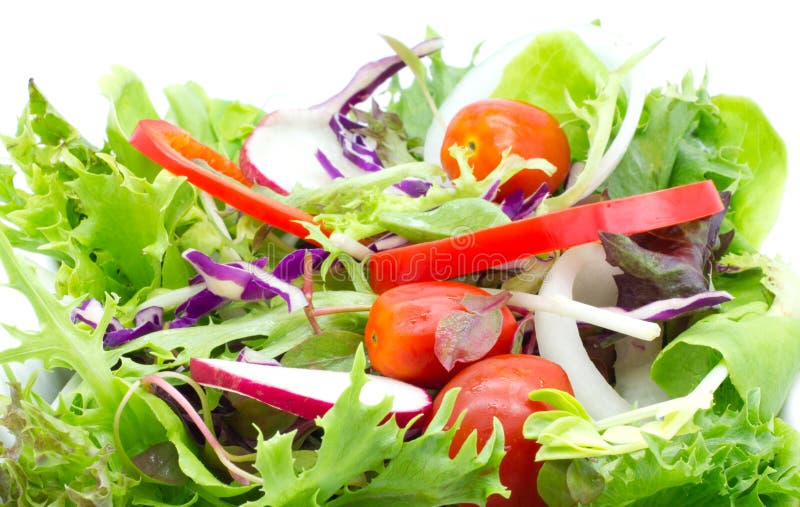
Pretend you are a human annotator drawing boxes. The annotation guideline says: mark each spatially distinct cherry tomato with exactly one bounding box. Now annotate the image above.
[431,354,573,507]
[440,98,571,201]
[363,282,517,389]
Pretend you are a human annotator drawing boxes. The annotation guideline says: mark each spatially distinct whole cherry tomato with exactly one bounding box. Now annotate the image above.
[364,281,517,389]
[440,98,571,201]
[431,354,573,507]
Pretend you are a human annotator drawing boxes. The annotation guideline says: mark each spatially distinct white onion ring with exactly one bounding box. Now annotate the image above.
[534,243,630,419]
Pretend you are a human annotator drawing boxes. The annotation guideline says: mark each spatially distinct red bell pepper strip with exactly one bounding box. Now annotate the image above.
[129,119,322,240]
[368,180,724,293]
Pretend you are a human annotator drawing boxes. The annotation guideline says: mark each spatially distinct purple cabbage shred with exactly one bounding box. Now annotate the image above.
[393,178,433,198]
[498,184,549,221]
[72,249,329,346]
[614,290,733,321]
[310,38,442,179]
[71,299,164,348]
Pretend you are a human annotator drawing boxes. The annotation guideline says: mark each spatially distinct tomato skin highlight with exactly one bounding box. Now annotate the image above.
[431,354,573,507]
[440,98,571,201]
[363,282,517,389]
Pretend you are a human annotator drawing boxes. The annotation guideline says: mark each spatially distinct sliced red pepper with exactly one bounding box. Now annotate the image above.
[368,180,724,293]
[129,119,322,240]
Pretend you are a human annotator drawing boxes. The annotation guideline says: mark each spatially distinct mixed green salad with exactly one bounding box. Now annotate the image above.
[1,24,799,506]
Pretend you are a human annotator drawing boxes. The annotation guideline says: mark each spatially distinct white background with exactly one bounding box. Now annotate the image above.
[1,1,799,411]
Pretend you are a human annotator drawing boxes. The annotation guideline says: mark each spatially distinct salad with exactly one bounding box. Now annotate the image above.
[1,22,799,506]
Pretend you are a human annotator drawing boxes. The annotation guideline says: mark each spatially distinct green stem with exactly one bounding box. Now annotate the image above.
[595,361,729,430]
[312,305,372,317]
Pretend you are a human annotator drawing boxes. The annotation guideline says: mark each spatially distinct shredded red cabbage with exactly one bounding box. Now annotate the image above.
[70,299,164,348]
[499,184,549,220]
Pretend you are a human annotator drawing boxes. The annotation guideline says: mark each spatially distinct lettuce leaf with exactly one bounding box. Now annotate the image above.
[1,81,193,304]
[245,349,507,506]
[0,227,252,504]
[0,78,272,310]
[0,383,136,505]
[386,27,478,146]
[99,65,162,181]
[537,392,800,506]
[652,302,800,418]
[605,74,786,248]
[164,81,265,161]
[377,197,510,243]
[708,95,788,248]
[490,30,615,161]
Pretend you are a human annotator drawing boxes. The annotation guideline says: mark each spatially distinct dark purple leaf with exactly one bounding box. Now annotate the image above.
[512,311,535,355]
[131,441,188,486]
[600,193,729,309]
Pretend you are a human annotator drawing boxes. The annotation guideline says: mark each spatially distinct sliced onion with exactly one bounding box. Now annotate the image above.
[534,243,631,418]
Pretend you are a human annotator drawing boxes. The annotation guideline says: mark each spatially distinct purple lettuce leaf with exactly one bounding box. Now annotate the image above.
[600,193,730,309]
[434,291,511,371]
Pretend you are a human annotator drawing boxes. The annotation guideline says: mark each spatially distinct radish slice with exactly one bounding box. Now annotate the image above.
[534,243,632,419]
[423,24,648,194]
[240,39,443,194]
[240,109,364,192]
[190,357,432,427]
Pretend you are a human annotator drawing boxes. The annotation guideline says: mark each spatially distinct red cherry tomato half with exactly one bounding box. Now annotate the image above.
[431,354,573,507]
[363,282,517,389]
[440,98,571,201]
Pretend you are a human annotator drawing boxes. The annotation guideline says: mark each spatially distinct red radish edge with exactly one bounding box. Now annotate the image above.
[190,357,432,428]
